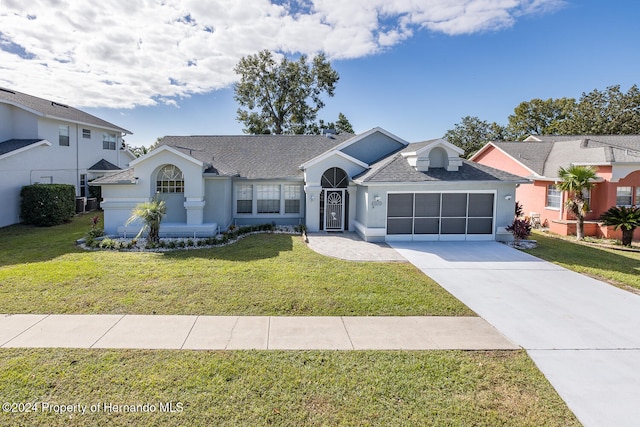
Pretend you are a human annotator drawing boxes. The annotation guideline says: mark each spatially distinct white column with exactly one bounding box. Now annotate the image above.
[184,198,206,225]
[304,185,322,232]
[347,185,357,232]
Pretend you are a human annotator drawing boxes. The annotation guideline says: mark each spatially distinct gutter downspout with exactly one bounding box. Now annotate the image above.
[76,124,80,196]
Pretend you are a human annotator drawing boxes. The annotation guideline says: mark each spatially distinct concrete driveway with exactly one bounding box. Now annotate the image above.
[389,241,640,427]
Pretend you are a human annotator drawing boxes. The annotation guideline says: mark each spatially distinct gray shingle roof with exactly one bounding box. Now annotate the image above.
[492,135,640,178]
[158,134,354,179]
[355,147,527,183]
[0,139,46,156]
[491,142,554,175]
[0,87,131,134]
[90,168,135,184]
[88,159,121,171]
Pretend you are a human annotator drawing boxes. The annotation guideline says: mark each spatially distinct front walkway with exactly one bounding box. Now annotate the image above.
[0,314,516,350]
[390,240,640,427]
[306,232,406,261]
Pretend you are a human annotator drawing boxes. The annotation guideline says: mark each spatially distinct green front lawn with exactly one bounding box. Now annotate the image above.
[526,231,640,291]
[0,349,579,427]
[0,214,471,316]
[0,215,583,425]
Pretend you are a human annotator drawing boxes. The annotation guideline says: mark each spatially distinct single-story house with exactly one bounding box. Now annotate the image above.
[0,87,133,227]
[93,127,527,242]
[471,134,640,240]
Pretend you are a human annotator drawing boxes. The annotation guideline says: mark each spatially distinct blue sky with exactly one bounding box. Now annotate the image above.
[1,1,639,147]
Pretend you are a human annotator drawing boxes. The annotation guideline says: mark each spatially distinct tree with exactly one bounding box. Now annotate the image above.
[234,50,340,135]
[334,112,354,134]
[556,165,597,240]
[506,97,576,140]
[309,112,355,135]
[557,84,640,134]
[126,197,166,244]
[599,206,640,246]
[130,146,149,157]
[443,116,506,158]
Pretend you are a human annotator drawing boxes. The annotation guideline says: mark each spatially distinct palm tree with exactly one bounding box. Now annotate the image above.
[599,206,640,246]
[126,197,166,244]
[556,165,597,240]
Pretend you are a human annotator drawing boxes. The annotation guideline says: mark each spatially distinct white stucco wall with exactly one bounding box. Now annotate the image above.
[204,178,233,229]
[303,154,366,187]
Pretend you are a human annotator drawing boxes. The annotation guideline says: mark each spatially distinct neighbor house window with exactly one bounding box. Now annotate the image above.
[284,185,301,214]
[616,186,633,206]
[236,184,253,214]
[156,165,184,193]
[546,185,561,209]
[102,132,116,150]
[636,187,640,205]
[257,184,280,214]
[82,129,91,139]
[80,174,87,197]
[59,125,69,146]
[582,188,591,211]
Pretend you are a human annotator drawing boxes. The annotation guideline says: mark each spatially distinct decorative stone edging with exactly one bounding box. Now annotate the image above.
[77,226,302,252]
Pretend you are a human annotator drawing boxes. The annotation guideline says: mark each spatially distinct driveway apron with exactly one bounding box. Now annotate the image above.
[390,241,640,427]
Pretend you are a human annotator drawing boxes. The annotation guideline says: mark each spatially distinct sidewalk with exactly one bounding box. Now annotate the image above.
[0,314,517,350]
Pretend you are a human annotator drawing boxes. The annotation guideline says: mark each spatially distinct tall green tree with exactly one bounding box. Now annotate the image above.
[557,84,640,134]
[556,165,597,241]
[443,116,506,158]
[310,112,355,135]
[506,97,576,140]
[234,50,340,135]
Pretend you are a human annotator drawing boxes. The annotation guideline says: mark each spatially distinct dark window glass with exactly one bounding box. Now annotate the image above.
[415,193,440,217]
[387,218,413,234]
[387,193,414,217]
[441,193,467,217]
[468,193,494,217]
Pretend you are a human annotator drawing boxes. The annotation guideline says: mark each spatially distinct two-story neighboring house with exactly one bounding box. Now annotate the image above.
[0,87,133,228]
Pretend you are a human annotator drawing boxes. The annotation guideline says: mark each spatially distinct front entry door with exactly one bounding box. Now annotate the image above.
[324,189,345,231]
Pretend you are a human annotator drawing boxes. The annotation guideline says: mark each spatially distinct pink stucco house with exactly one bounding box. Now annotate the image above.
[471,135,640,241]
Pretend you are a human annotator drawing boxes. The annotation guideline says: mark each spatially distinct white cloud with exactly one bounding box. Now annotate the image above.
[0,0,564,108]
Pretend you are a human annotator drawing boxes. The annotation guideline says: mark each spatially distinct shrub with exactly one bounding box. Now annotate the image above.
[599,205,640,247]
[506,218,532,242]
[20,184,75,226]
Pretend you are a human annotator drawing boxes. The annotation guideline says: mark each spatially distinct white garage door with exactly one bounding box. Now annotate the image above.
[386,192,495,241]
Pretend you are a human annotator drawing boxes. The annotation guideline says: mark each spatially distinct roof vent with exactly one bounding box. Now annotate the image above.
[322,129,337,138]
[0,87,16,94]
[51,101,69,108]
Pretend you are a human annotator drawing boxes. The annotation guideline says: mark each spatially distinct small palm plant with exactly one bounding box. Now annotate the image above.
[126,197,167,244]
[556,165,597,240]
[599,206,640,247]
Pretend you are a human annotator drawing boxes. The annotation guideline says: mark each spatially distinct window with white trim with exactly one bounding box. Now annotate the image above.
[236,184,253,214]
[82,129,91,139]
[284,185,301,214]
[156,165,184,193]
[257,185,280,214]
[582,188,591,211]
[616,186,633,206]
[59,125,69,146]
[102,133,117,150]
[636,187,640,205]
[546,185,561,209]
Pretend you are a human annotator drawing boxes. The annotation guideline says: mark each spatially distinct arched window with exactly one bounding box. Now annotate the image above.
[156,165,184,193]
[321,167,348,188]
